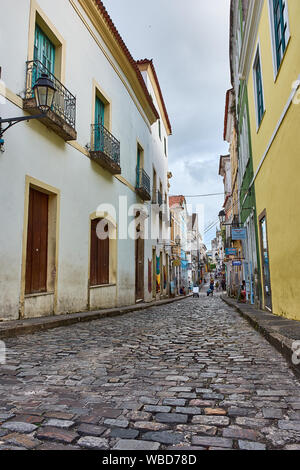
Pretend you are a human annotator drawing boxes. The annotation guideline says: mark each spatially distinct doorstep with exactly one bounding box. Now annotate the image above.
[0,294,192,340]
[221,295,300,379]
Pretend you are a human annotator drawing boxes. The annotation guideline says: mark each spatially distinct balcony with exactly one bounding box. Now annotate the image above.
[136,168,151,201]
[90,123,121,175]
[23,60,76,141]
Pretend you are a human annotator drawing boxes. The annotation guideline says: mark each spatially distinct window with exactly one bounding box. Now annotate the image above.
[253,47,265,128]
[94,95,105,152]
[164,137,167,157]
[270,0,289,72]
[239,107,250,178]
[158,119,161,140]
[90,218,109,286]
[34,25,55,74]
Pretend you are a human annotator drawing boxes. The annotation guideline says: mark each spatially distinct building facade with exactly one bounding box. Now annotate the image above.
[238,0,300,319]
[0,0,171,321]
[230,0,261,306]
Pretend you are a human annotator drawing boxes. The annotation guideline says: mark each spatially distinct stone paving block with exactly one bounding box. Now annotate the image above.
[44,411,75,420]
[204,408,227,415]
[1,422,37,434]
[155,413,188,424]
[77,423,106,437]
[192,415,230,426]
[228,407,256,417]
[223,426,261,441]
[0,432,41,449]
[9,414,44,424]
[262,408,284,419]
[36,426,79,444]
[44,419,75,429]
[126,411,151,421]
[238,440,266,450]
[143,405,171,413]
[284,444,300,450]
[143,431,185,445]
[278,420,300,431]
[133,421,169,431]
[103,418,129,428]
[113,439,160,450]
[191,436,233,448]
[235,417,269,428]
[175,407,202,415]
[163,398,186,407]
[176,424,217,436]
[77,436,109,449]
[139,397,159,405]
[109,428,139,439]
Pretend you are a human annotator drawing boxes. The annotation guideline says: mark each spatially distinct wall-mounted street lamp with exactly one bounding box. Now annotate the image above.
[0,73,56,142]
[218,210,226,225]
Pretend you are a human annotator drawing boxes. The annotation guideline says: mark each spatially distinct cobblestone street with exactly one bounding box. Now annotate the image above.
[0,293,300,450]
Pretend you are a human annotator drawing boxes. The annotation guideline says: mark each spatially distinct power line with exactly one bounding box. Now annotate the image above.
[171,192,224,198]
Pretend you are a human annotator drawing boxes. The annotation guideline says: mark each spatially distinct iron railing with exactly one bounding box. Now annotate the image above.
[25,60,76,129]
[91,123,120,166]
[136,167,150,194]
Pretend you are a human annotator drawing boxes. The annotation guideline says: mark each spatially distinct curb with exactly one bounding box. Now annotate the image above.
[0,294,193,340]
[221,295,300,379]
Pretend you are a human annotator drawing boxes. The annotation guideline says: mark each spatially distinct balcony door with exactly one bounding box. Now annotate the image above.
[95,96,105,152]
[34,25,55,74]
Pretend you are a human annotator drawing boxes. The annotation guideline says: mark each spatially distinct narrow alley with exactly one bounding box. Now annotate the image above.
[0,293,299,450]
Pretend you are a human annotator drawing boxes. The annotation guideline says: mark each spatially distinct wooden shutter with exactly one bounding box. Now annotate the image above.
[25,188,49,294]
[90,218,109,286]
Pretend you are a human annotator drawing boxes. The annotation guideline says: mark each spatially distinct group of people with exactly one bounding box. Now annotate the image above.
[206,275,226,297]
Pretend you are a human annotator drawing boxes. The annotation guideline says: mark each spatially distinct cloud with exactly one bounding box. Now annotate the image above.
[103,0,231,247]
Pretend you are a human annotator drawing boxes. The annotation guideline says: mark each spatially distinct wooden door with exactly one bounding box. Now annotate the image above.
[25,188,49,294]
[90,218,109,286]
[135,227,144,301]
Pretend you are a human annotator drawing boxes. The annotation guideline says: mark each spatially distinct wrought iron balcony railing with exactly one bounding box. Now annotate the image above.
[136,168,151,201]
[24,60,76,140]
[90,123,121,174]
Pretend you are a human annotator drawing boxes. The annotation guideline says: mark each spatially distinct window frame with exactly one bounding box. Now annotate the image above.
[268,0,290,80]
[252,42,265,130]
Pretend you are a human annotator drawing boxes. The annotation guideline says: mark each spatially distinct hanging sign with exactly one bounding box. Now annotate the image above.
[225,248,237,256]
[232,228,247,240]
[232,260,242,266]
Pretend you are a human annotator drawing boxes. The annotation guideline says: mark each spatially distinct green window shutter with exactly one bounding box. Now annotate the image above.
[255,55,264,126]
[34,25,55,75]
[273,0,287,70]
[94,96,105,151]
[136,147,141,187]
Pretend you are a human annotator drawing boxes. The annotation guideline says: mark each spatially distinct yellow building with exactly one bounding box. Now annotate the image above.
[240,0,300,319]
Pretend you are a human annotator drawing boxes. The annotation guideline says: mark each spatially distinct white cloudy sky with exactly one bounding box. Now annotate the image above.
[104,0,231,248]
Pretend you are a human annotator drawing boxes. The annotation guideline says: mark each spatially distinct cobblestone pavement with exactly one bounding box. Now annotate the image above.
[0,292,300,451]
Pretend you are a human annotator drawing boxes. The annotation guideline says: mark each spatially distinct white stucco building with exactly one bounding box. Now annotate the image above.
[0,0,172,321]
